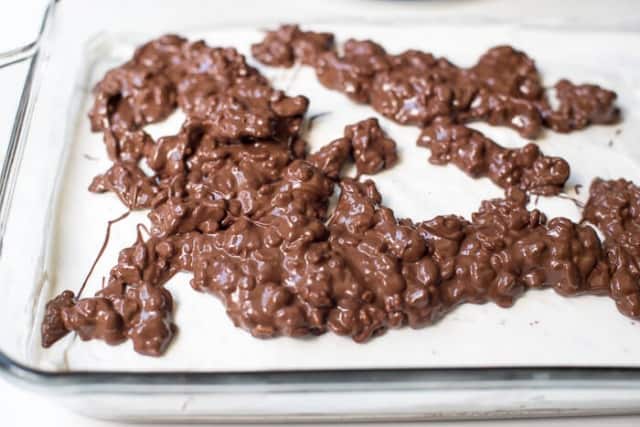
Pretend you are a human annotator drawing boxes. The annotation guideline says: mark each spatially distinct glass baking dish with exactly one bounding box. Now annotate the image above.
[2,0,640,422]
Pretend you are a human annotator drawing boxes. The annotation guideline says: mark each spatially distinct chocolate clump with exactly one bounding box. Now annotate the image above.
[41,290,76,348]
[41,230,178,356]
[542,79,621,132]
[89,34,308,162]
[307,137,351,180]
[89,162,163,209]
[88,63,177,135]
[583,179,640,318]
[418,122,570,195]
[254,26,620,138]
[307,117,398,179]
[316,39,390,104]
[251,24,334,67]
[345,117,398,176]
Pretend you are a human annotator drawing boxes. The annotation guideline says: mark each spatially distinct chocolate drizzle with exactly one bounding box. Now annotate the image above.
[77,210,131,298]
[40,31,639,358]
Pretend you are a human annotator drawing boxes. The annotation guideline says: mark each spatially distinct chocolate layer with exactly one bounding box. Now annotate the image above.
[41,32,636,357]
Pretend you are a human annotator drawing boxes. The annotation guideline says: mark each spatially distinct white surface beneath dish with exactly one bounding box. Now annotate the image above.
[33,25,640,371]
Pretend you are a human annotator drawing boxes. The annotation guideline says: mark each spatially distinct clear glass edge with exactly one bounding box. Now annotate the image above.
[1,0,640,393]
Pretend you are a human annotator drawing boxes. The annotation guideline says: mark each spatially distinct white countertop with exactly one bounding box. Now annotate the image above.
[1,0,640,425]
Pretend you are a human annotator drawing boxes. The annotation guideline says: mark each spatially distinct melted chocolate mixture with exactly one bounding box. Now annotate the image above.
[308,117,398,178]
[418,122,570,195]
[41,30,638,357]
[583,179,640,318]
[253,25,620,138]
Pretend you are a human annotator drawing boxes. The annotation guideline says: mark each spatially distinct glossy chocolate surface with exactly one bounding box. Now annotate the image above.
[40,30,636,357]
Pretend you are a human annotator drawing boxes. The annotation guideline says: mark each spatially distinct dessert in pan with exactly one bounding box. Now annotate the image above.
[41,24,637,358]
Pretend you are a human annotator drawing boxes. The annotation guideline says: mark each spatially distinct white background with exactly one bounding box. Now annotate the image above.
[1,0,640,425]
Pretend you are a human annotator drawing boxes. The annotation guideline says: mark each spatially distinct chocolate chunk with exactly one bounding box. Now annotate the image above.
[461,46,545,138]
[54,280,176,356]
[179,42,264,87]
[251,24,334,67]
[41,290,76,347]
[316,39,390,103]
[132,34,188,82]
[418,122,570,195]
[148,197,227,237]
[62,296,127,346]
[197,85,309,142]
[307,138,351,180]
[89,162,163,209]
[469,46,544,100]
[103,129,153,163]
[344,117,398,176]
[370,51,465,127]
[185,142,293,215]
[584,179,640,254]
[307,117,398,179]
[88,62,177,134]
[541,79,621,132]
[584,179,640,318]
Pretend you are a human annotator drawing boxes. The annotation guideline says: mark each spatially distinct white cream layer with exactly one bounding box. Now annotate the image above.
[33,26,640,371]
